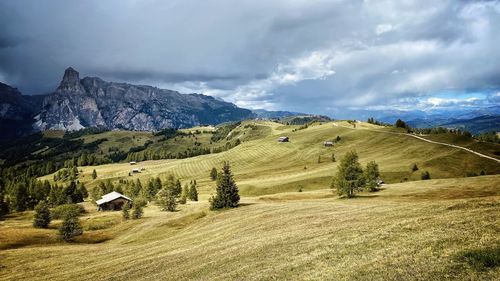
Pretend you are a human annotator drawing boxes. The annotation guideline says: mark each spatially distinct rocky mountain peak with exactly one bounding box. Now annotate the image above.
[57,67,84,93]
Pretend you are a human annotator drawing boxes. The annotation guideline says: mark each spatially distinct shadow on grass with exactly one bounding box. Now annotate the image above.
[455,246,500,271]
[238,202,257,207]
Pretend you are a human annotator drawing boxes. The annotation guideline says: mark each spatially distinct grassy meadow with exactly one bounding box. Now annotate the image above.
[1,176,499,280]
[1,120,499,280]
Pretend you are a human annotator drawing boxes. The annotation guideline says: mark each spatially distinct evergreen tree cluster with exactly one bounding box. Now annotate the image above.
[0,174,87,218]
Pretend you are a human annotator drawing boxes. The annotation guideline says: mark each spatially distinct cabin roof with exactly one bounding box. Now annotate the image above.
[96,191,132,205]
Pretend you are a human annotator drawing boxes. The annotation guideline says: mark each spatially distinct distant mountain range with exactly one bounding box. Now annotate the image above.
[334,107,500,134]
[1,67,498,141]
[0,68,257,141]
[252,109,305,119]
[0,68,313,142]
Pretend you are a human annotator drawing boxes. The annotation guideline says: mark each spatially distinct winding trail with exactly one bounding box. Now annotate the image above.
[333,123,500,164]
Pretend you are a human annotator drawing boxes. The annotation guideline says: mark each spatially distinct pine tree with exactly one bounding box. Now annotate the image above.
[132,204,143,219]
[92,169,97,180]
[421,171,431,180]
[157,188,177,211]
[411,163,419,172]
[189,181,198,201]
[122,202,130,220]
[14,183,29,212]
[364,161,380,192]
[59,209,83,241]
[332,151,365,198]
[180,184,188,204]
[210,162,240,210]
[33,201,51,228]
[210,167,218,181]
[331,153,336,162]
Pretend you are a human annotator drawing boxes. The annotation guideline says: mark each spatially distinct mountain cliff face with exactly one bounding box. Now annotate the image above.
[0,82,42,140]
[34,67,253,131]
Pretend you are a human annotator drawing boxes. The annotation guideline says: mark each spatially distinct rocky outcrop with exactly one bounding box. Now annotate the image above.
[34,67,253,131]
[0,82,40,140]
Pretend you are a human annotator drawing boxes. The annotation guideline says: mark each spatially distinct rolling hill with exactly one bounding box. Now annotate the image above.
[40,120,499,196]
[1,120,499,280]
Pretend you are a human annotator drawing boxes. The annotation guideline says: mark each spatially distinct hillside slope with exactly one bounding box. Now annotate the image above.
[44,120,500,196]
[1,176,499,280]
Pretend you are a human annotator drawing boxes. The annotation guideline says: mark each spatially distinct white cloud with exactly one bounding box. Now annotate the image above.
[375,23,394,35]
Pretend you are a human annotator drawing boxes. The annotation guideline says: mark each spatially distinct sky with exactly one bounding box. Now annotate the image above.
[0,0,499,116]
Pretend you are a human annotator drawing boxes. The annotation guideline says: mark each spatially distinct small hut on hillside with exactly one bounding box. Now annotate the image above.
[278,136,289,142]
[129,161,137,165]
[323,141,333,147]
[96,191,132,211]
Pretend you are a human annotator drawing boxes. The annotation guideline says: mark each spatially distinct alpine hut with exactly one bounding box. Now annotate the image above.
[96,191,132,211]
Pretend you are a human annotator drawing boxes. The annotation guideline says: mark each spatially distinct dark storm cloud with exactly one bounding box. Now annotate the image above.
[0,0,499,113]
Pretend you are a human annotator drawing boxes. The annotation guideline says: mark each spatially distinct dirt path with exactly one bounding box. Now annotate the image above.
[333,123,500,164]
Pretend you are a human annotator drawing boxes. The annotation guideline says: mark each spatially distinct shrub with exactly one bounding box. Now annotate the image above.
[51,204,85,220]
[33,201,51,228]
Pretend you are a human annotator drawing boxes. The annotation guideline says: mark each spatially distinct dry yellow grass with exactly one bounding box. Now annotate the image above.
[3,121,499,280]
[1,176,499,280]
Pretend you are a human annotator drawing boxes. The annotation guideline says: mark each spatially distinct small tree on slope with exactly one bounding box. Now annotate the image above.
[59,209,83,241]
[210,162,240,210]
[189,181,198,201]
[364,161,380,192]
[332,151,365,198]
[33,201,51,228]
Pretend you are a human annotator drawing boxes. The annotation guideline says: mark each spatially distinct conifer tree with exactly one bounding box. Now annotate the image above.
[189,181,198,201]
[33,201,51,228]
[364,161,380,192]
[59,209,83,241]
[92,169,97,180]
[210,167,218,181]
[132,204,143,219]
[180,184,188,204]
[157,188,177,211]
[210,162,240,210]
[331,153,336,162]
[122,203,130,220]
[332,151,365,198]
[411,163,419,172]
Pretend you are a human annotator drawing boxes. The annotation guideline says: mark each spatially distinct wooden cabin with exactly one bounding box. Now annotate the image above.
[278,136,289,142]
[96,191,132,211]
[132,168,140,173]
[324,141,333,147]
[129,161,137,165]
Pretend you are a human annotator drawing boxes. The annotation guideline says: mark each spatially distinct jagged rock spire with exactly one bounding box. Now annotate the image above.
[57,67,84,92]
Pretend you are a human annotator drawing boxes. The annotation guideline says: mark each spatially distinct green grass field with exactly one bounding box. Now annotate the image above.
[1,121,499,280]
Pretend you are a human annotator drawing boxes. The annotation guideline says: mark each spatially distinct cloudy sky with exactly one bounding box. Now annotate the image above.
[1,0,499,116]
